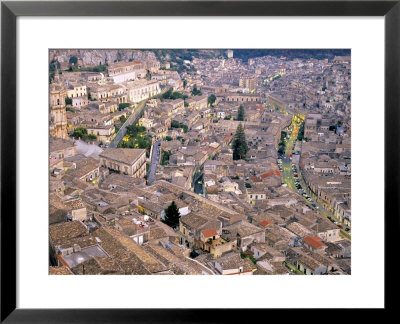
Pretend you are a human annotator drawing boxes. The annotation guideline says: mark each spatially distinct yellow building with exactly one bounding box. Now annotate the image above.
[67,83,87,98]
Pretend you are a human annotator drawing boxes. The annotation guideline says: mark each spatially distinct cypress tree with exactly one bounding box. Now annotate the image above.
[232,123,248,160]
[164,201,181,228]
[237,105,245,121]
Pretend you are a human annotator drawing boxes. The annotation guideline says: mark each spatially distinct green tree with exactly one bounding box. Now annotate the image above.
[208,94,216,106]
[71,127,91,141]
[146,70,151,80]
[69,56,78,65]
[162,88,173,99]
[81,64,107,73]
[191,85,202,96]
[297,122,305,141]
[237,105,244,121]
[118,103,130,111]
[232,123,248,161]
[163,201,181,228]
[65,97,72,105]
[171,120,188,133]
[161,150,172,166]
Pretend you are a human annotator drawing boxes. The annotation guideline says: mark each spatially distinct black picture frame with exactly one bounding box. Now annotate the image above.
[1,0,398,322]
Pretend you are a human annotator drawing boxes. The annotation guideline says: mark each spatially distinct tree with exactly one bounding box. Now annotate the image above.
[208,94,216,106]
[297,122,305,141]
[191,85,202,96]
[164,201,181,228]
[161,150,172,165]
[69,56,78,65]
[118,103,130,111]
[65,97,72,105]
[71,127,92,141]
[146,70,151,80]
[232,123,248,161]
[237,105,245,121]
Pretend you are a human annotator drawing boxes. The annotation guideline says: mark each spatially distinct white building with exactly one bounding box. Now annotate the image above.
[126,80,161,103]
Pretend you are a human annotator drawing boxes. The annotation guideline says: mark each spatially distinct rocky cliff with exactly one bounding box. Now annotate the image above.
[49,49,156,66]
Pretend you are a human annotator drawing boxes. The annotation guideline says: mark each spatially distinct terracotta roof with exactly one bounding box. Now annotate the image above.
[260,170,281,179]
[201,228,218,238]
[250,176,262,183]
[303,236,327,249]
[260,220,272,227]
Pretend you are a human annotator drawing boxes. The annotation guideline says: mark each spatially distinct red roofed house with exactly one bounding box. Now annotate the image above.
[199,227,235,258]
[249,176,262,184]
[259,220,273,228]
[259,170,282,179]
[303,236,327,254]
[222,135,232,145]
[200,228,219,242]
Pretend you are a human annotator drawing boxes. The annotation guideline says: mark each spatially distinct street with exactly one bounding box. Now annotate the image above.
[108,99,148,148]
[279,116,351,240]
[109,87,170,148]
[147,140,161,185]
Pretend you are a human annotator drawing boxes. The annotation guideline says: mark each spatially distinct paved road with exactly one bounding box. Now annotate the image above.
[108,99,148,148]
[109,87,169,149]
[147,140,161,185]
[279,117,351,240]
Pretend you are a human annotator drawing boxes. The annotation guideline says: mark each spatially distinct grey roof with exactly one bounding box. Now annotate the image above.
[62,245,108,268]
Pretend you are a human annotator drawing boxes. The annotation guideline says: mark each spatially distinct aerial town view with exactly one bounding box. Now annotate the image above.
[49,49,351,275]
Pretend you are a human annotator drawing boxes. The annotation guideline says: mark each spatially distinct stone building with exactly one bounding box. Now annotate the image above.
[49,82,68,140]
[225,93,261,103]
[107,61,143,83]
[99,148,147,178]
[126,79,161,103]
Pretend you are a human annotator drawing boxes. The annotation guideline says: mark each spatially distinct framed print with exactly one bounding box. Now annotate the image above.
[1,0,399,322]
